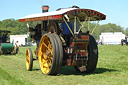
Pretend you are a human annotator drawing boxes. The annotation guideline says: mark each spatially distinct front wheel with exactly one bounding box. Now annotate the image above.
[38,33,63,75]
[12,46,16,55]
[26,48,33,71]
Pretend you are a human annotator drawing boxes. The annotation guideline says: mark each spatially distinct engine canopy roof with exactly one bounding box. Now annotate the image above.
[19,8,106,22]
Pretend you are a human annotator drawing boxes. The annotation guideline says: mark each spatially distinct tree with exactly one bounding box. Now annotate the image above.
[125,27,128,36]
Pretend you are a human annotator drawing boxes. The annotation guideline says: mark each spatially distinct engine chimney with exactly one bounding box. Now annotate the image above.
[42,5,49,13]
[41,5,49,31]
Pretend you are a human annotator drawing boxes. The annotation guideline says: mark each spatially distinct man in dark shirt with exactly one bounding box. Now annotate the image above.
[61,15,72,47]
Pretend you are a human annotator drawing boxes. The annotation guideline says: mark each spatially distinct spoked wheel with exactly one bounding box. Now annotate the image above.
[26,48,33,71]
[38,33,63,75]
[47,21,60,34]
[74,35,98,73]
[12,46,16,55]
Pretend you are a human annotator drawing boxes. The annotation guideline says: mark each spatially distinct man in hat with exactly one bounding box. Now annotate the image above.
[61,14,72,47]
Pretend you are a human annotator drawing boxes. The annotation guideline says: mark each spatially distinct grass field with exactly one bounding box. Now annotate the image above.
[0,45,128,85]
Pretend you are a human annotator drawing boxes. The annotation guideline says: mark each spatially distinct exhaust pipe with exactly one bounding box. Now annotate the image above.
[42,5,49,13]
[41,5,49,31]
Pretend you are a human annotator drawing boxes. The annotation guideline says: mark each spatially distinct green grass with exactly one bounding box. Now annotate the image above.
[0,45,128,85]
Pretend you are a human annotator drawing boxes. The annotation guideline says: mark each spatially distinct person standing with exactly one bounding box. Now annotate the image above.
[15,41,19,53]
[61,15,72,47]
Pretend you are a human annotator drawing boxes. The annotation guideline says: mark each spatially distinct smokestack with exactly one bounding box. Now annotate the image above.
[41,5,49,31]
[42,5,49,13]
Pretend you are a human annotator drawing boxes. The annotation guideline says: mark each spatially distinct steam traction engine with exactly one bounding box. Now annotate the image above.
[0,30,17,54]
[19,6,106,75]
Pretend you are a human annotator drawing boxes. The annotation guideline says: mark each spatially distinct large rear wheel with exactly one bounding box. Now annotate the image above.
[86,35,98,73]
[47,21,60,34]
[74,35,98,73]
[26,48,33,71]
[38,33,63,75]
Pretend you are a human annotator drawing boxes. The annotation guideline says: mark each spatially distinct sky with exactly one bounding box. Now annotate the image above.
[0,0,128,29]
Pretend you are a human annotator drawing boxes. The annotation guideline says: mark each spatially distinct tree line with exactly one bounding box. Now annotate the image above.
[0,19,27,35]
[0,19,128,40]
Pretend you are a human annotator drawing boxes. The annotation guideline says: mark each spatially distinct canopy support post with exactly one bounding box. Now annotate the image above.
[91,20,100,35]
[74,16,77,34]
[88,17,90,31]
[77,17,86,33]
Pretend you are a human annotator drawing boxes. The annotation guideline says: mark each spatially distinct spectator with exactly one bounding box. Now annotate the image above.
[15,41,19,53]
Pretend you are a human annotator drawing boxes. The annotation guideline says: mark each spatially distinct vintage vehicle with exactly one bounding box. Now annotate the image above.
[0,30,17,54]
[19,5,106,75]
